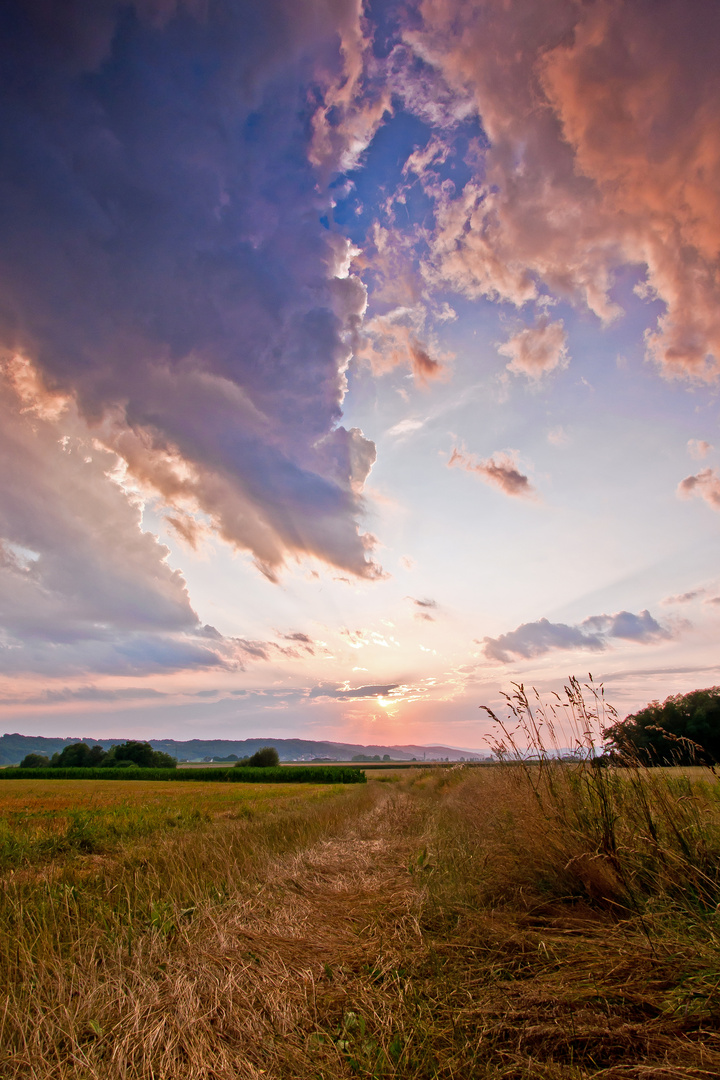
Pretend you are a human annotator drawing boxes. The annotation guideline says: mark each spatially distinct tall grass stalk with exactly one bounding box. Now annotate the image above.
[477,676,720,919]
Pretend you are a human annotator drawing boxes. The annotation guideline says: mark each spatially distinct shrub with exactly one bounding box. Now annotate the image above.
[235,747,280,768]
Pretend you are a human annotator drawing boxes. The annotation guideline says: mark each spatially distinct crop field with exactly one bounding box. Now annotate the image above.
[2,762,720,1079]
[0,779,354,870]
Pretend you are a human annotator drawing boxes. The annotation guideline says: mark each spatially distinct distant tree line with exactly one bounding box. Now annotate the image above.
[20,741,177,769]
[351,753,392,762]
[603,686,720,765]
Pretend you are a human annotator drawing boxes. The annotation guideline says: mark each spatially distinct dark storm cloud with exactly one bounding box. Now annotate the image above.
[0,0,380,582]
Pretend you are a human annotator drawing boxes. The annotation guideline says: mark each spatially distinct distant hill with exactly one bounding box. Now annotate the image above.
[0,732,486,766]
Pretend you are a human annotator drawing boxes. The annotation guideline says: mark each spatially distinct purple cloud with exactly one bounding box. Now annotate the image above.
[0,0,380,583]
[309,683,399,700]
[483,609,672,663]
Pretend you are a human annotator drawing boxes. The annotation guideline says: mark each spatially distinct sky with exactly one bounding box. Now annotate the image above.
[1,0,719,749]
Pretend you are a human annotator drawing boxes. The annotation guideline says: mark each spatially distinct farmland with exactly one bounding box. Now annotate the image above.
[2,764,720,1078]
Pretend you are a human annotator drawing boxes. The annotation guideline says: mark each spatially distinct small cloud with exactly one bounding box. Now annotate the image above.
[677,468,720,510]
[309,682,399,700]
[483,609,672,663]
[498,316,569,379]
[688,439,714,460]
[279,631,313,644]
[409,597,437,621]
[581,610,671,643]
[274,630,316,656]
[448,447,535,499]
[662,587,707,605]
[386,417,426,439]
[547,426,569,447]
[1,684,168,706]
[400,555,417,571]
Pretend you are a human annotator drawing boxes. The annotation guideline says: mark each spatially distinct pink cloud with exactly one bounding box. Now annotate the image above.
[677,468,720,511]
[498,316,569,379]
[448,447,535,499]
[405,0,720,381]
[688,439,713,460]
[356,315,444,383]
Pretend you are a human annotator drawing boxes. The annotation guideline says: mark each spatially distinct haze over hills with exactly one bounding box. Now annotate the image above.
[0,733,487,767]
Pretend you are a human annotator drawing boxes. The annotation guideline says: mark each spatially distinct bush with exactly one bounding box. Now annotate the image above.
[235,747,280,768]
[604,686,720,764]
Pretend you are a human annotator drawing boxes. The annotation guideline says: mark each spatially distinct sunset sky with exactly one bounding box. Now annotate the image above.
[1,0,719,749]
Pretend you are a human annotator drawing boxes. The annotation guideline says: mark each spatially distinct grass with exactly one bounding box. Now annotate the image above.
[0,779,352,869]
[2,687,720,1078]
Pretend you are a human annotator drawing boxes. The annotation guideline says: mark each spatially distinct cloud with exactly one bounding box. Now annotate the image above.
[410,597,437,622]
[0,0,382,583]
[309,683,399,700]
[677,468,720,510]
[498,317,569,379]
[402,0,720,381]
[547,426,570,447]
[448,447,535,498]
[386,44,476,129]
[0,361,279,676]
[483,609,672,663]
[386,417,427,439]
[688,439,714,460]
[356,313,444,383]
[0,685,168,707]
[661,588,708,605]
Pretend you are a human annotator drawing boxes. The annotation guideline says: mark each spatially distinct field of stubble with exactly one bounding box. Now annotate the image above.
[2,764,720,1080]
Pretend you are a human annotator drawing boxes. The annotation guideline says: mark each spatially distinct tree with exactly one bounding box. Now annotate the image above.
[235,746,280,768]
[52,742,107,768]
[20,752,49,768]
[102,741,177,768]
[604,687,720,765]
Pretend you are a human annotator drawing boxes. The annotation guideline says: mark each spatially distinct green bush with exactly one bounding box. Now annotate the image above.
[235,747,280,768]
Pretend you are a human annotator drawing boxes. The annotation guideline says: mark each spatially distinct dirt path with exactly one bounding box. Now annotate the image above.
[32,785,430,1080]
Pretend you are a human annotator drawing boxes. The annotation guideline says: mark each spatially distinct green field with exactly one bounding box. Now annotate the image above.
[2,764,720,1078]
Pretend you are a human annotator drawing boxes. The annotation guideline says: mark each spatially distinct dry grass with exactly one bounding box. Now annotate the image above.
[2,730,720,1079]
